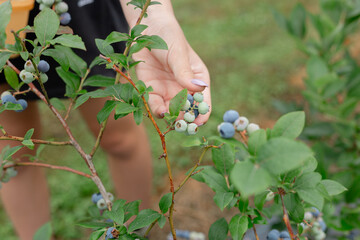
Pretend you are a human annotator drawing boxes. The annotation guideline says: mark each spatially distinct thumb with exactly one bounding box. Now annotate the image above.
[168,45,208,92]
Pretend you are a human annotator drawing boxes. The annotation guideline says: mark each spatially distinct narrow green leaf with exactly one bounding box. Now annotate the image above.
[56,67,80,92]
[213,192,234,211]
[33,222,52,240]
[50,98,66,111]
[34,8,60,46]
[77,221,112,229]
[201,167,229,193]
[54,45,87,77]
[158,215,166,229]
[95,38,114,56]
[49,34,86,50]
[115,102,138,115]
[131,24,148,38]
[290,3,307,38]
[294,172,322,190]
[212,142,235,175]
[84,75,115,87]
[124,200,140,223]
[0,1,12,48]
[97,100,116,123]
[284,194,304,223]
[248,129,267,155]
[209,218,228,240]
[159,193,172,214]
[0,52,12,72]
[229,215,248,240]
[4,66,19,90]
[104,209,125,225]
[321,180,347,196]
[3,146,22,160]
[104,31,129,45]
[128,209,161,232]
[271,111,305,139]
[42,48,70,71]
[133,109,143,125]
[169,89,187,117]
[297,189,324,210]
[89,230,105,240]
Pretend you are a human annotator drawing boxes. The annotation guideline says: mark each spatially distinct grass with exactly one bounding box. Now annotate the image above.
[0,0,313,239]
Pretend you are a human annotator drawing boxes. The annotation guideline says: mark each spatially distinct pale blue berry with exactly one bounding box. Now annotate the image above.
[15,99,28,112]
[175,120,187,132]
[19,70,34,83]
[55,2,68,13]
[91,193,102,204]
[234,116,249,131]
[311,207,320,218]
[198,102,209,115]
[219,122,235,138]
[279,231,290,238]
[96,198,107,210]
[24,60,35,72]
[40,73,48,83]
[246,123,260,134]
[319,219,326,231]
[60,12,71,25]
[184,112,195,123]
[107,192,114,202]
[267,229,280,240]
[37,60,50,73]
[1,94,16,104]
[187,123,198,135]
[193,92,203,103]
[42,0,54,6]
[187,94,194,104]
[106,227,116,239]
[1,91,11,99]
[223,110,239,123]
[181,100,191,111]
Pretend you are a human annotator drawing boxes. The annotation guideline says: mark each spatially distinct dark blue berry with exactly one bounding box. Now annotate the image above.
[176,230,190,238]
[219,122,235,138]
[15,99,28,112]
[187,94,194,104]
[279,231,290,238]
[223,110,239,123]
[1,94,16,105]
[37,60,50,73]
[91,192,103,204]
[60,12,71,25]
[267,229,280,240]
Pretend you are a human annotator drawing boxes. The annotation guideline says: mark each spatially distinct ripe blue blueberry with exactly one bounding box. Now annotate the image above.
[19,70,34,83]
[187,94,194,104]
[184,112,195,123]
[55,2,68,13]
[37,60,50,73]
[15,99,28,112]
[1,94,16,105]
[181,100,191,111]
[187,123,198,135]
[219,122,235,138]
[91,193,102,204]
[106,227,117,239]
[198,102,209,115]
[223,110,239,123]
[279,231,290,238]
[60,12,71,25]
[193,92,204,103]
[96,198,107,210]
[234,116,249,131]
[246,123,260,134]
[24,60,35,72]
[175,120,187,132]
[311,207,320,218]
[267,229,280,240]
[194,107,199,118]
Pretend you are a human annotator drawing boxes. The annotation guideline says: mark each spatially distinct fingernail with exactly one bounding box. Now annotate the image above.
[191,79,208,87]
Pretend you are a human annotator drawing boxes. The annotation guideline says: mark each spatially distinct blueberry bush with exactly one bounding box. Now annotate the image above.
[0,0,351,239]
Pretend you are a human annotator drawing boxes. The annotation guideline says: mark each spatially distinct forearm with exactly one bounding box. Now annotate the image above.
[119,0,175,28]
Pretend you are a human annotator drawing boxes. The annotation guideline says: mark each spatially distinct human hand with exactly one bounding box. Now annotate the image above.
[132,16,211,125]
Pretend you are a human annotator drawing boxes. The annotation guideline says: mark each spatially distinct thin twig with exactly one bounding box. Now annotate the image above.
[279,188,297,240]
[248,215,260,240]
[13,87,31,96]
[4,162,91,178]
[0,135,71,146]
[90,117,109,157]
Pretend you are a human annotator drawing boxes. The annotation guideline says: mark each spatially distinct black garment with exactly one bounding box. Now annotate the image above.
[1,0,128,100]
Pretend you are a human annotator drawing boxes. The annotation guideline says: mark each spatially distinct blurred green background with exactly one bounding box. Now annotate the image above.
[0,0,312,239]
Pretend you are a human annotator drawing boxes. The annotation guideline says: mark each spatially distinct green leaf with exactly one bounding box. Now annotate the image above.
[124,200,140,223]
[89,230,105,240]
[257,138,313,175]
[4,102,22,111]
[83,75,115,87]
[169,89,187,117]
[212,142,235,175]
[297,189,324,210]
[159,193,172,214]
[49,34,86,50]
[22,128,34,149]
[54,45,87,77]
[229,215,248,240]
[294,172,322,190]
[201,167,229,193]
[4,66,19,90]
[33,222,52,240]
[104,31,129,45]
[138,35,168,50]
[77,221,112,229]
[284,194,304,223]
[95,38,114,56]
[230,161,272,198]
[0,1,12,48]
[42,48,70,71]
[3,146,22,160]
[74,94,90,109]
[213,192,234,211]
[290,3,307,38]
[0,52,12,72]
[128,209,161,232]
[158,215,166,229]
[56,67,80,93]
[306,56,328,80]
[321,180,347,196]
[50,98,66,111]
[133,109,143,125]
[272,8,290,33]
[271,111,305,139]
[34,8,60,46]
[248,129,267,155]
[97,100,116,123]
[182,137,202,147]
[209,218,228,240]
[115,102,138,115]
[104,209,125,225]
[131,24,148,38]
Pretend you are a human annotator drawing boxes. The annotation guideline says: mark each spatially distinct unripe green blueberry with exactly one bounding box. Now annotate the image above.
[304,212,313,221]
[187,123,198,135]
[39,3,49,10]
[184,112,195,123]
[40,73,48,83]
[36,0,43,3]
[198,102,209,115]
[6,167,18,178]
[107,192,114,202]
[181,100,191,111]
[19,70,34,83]
[175,120,187,132]
[234,116,249,131]
[265,191,275,201]
[96,198,107,210]
[24,60,35,73]
[193,92,204,103]
[42,0,55,6]
[55,2,69,14]
[246,123,260,134]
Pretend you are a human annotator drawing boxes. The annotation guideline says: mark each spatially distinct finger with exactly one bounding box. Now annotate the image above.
[168,44,208,92]
[148,93,167,118]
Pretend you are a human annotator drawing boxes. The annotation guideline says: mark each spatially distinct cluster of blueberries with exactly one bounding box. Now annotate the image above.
[300,208,327,240]
[266,230,291,240]
[1,91,28,112]
[36,0,71,25]
[174,92,209,135]
[19,60,50,84]
[0,167,18,188]
[91,192,114,210]
[166,229,205,240]
[217,110,260,139]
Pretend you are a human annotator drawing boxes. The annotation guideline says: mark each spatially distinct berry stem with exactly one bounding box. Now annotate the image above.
[0,135,71,146]
[4,162,92,178]
[279,188,298,240]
